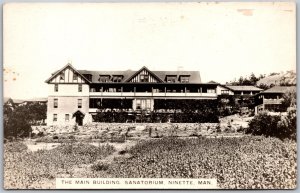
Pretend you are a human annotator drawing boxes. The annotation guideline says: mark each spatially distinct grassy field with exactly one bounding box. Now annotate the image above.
[4,135,297,189]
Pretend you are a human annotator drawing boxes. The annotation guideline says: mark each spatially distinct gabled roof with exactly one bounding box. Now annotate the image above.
[77,67,201,83]
[154,71,201,83]
[225,85,263,92]
[261,86,296,94]
[78,70,134,83]
[208,80,219,84]
[45,63,91,83]
[125,66,164,82]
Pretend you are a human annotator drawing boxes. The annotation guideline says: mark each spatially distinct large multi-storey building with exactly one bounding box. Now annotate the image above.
[46,64,221,126]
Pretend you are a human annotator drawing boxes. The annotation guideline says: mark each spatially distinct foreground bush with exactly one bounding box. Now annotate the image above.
[247,109,296,140]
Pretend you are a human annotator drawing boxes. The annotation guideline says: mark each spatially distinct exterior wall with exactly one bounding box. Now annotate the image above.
[47,96,89,126]
[48,84,89,97]
[216,86,234,95]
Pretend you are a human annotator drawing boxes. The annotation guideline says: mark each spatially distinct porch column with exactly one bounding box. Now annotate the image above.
[151,87,153,96]
[134,86,136,97]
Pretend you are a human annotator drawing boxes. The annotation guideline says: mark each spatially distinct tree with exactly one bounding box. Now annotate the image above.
[281,89,296,110]
[3,101,47,138]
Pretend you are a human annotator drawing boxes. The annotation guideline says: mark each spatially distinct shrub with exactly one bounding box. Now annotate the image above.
[247,112,280,137]
[119,150,127,155]
[37,132,44,137]
[91,161,110,171]
[277,108,297,140]
[247,110,296,140]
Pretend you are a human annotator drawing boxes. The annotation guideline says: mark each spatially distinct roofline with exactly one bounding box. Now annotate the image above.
[124,66,164,83]
[88,82,218,85]
[223,85,263,91]
[45,63,91,84]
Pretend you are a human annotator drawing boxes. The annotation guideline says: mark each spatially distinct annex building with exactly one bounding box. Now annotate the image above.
[45,64,220,126]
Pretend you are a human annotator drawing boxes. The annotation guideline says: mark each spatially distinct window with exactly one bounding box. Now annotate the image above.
[90,88,96,92]
[99,75,110,82]
[136,99,151,110]
[221,90,229,95]
[60,72,65,80]
[53,114,57,122]
[112,75,123,82]
[140,74,149,82]
[78,84,82,92]
[54,84,58,92]
[65,114,70,121]
[136,99,141,109]
[78,99,82,108]
[180,76,190,83]
[73,73,78,80]
[207,89,216,93]
[82,74,93,82]
[54,99,58,108]
[166,76,176,83]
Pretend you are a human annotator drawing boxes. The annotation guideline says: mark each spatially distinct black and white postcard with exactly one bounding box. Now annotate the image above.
[3,2,296,189]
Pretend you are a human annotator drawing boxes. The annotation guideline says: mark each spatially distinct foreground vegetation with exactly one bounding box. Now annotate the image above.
[4,142,115,189]
[4,136,296,189]
[106,137,296,189]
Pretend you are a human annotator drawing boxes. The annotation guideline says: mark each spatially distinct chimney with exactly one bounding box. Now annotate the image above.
[177,66,184,71]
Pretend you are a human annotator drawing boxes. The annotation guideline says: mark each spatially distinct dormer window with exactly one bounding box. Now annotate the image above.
[82,74,92,82]
[140,74,149,82]
[112,75,123,82]
[179,75,190,83]
[166,75,177,83]
[99,75,110,82]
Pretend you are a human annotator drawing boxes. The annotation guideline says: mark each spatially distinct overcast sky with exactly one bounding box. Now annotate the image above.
[3,2,296,99]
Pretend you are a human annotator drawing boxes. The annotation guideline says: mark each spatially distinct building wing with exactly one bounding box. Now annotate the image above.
[45,63,91,84]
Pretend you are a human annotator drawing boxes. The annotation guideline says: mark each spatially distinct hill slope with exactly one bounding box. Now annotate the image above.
[257,70,296,86]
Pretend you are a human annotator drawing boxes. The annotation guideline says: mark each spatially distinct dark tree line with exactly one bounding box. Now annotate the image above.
[4,99,47,139]
[228,72,295,89]
[229,73,265,86]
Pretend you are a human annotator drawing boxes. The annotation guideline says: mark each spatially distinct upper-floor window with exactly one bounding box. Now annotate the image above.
[221,90,229,95]
[207,89,216,93]
[166,75,176,83]
[112,75,123,82]
[60,72,65,80]
[78,99,82,108]
[54,84,58,92]
[53,114,57,122]
[180,76,190,83]
[140,74,149,82]
[54,99,58,108]
[78,84,82,92]
[99,75,110,82]
[73,73,78,81]
[65,114,70,121]
[83,74,93,82]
